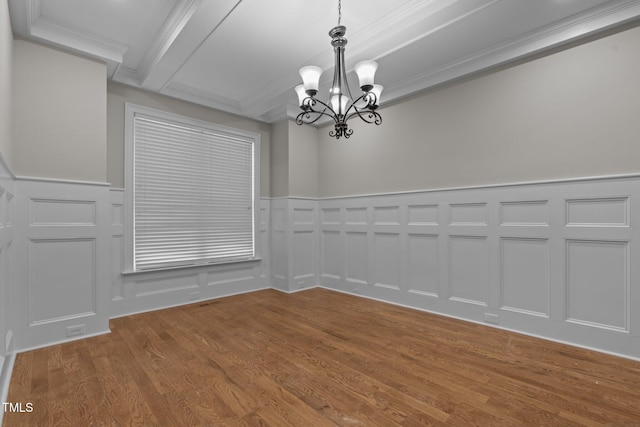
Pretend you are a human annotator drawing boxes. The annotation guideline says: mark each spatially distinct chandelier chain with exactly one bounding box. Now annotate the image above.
[337,0,342,26]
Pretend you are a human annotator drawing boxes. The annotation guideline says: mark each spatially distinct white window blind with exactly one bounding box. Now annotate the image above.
[132,114,255,271]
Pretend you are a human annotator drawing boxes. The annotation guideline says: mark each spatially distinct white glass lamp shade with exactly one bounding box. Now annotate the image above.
[331,94,350,115]
[370,84,383,106]
[299,66,322,94]
[354,60,378,90]
[295,85,308,107]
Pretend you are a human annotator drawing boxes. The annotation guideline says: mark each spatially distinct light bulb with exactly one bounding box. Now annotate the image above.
[331,94,350,115]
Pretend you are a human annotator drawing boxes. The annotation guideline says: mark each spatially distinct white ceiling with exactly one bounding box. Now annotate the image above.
[9,0,640,123]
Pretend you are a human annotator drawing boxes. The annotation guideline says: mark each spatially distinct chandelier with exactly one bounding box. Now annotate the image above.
[294,0,382,139]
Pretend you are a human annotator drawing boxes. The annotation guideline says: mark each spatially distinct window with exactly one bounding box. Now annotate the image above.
[124,104,260,272]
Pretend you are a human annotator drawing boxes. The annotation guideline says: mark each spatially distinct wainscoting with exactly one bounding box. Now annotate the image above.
[109,189,271,318]
[3,174,640,365]
[270,197,318,293]
[316,176,640,360]
[13,178,111,352]
[0,157,15,412]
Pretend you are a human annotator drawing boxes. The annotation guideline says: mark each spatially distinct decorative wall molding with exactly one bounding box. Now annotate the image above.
[315,176,640,360]
[109,190,271,318]
[13,179,110,351]
[385,0,640,105]
[4,174,640,362]
[0,157,15,419]
[269,198,318,293]
[15,175,112,187]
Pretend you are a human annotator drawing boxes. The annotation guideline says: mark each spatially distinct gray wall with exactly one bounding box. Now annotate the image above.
[270,120,289,198]
[0,0,12,168]
[12,40,107,182]
[107,82,272,197]
[270,119,319,199]
[289,121,318,199]
[317,25,640,198]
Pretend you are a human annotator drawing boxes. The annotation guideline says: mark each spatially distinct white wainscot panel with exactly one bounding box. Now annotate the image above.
[346,207,367,225]
[566,240,629,332]
[30,238,96,324]
[134,273,199,297]
[346,232,368,285]
[260,205,269,227]
[407,234,439,297]
[6,192,13,228]
[449,203,487,226]
[321,208,341,225]
[373,233,400,290]
[111,235,124,300]
[501,201,548,226]
[321,231,341,280]
[293,208,315,225]
[500,238,549,317]
[374,206,400,226]
[566,198,629,227]
[0,189,6,227]
[272,206,287,230]
[31,199,96,226]
[208,266,255,287]
[449,236,489,306]
[271,230,286,281]
[111,202,124,227]
[293,231,315,280]
[259,199,270,281]
[408,204,439,225]
[260,229,269,270]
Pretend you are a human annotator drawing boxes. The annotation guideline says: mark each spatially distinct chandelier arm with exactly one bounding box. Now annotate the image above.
[341,92,374,118]
[307,97,340,121]
[296,98,341,125]
[299,97,340,124]
[345,107,382,125]
[296,109,338,126]
[342,93,381,125]
[340,94,362,119]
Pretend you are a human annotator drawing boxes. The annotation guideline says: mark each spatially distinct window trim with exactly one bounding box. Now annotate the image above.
[123,103,261,274]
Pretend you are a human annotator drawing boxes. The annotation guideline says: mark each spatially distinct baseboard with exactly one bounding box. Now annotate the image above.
[109,285,272,320]
[15,328,111,354]
[271,285,320,295]
[318,285,640,362]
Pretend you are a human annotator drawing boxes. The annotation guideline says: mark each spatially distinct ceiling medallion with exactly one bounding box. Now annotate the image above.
[294,0,382,139]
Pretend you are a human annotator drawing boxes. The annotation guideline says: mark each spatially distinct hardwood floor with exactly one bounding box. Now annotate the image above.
[4,288,640,426]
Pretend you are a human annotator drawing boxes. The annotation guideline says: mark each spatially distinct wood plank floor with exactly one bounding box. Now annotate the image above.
[4,288,640,426]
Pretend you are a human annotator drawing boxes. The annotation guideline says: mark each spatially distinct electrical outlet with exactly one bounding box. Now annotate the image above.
[484,313,499,324]
[66,324,86,337]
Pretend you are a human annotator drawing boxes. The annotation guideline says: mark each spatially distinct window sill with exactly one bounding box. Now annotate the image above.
[121,257,263,276]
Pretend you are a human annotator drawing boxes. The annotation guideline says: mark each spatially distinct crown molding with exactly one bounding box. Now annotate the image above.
[115,0,204,88]
[29,19,128,64]
[388,0,640,102]
[9,0,128,78]
[286,0,640,124]
[11,0,639,124]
